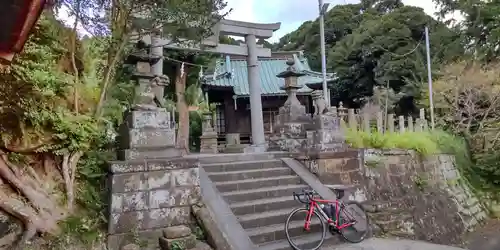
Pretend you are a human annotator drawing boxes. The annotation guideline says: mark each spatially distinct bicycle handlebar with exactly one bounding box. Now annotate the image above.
[293,189,318,204]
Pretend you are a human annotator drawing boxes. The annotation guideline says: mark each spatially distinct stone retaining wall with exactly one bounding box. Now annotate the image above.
[107,158,201,249]
[300,149,487,245]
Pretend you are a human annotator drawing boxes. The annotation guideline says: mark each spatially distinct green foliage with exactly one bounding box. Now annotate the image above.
[414,173,428,191]
[170,241,186,250]
[345,129,439,156]
[275,1,462,111]
[192,226,205,241]
[419,62,500,193]
[434,0,500,62]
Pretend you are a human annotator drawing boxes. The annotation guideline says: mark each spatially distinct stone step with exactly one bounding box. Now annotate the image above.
[194,152,289,164]
[207,167,293,182]
[202,159,283,173]
[247,220,324,245]
[258,233,343,250]
[216,175,302,193]
[222,184,307,204]
[230,196,300,216]
[238,207,302,229]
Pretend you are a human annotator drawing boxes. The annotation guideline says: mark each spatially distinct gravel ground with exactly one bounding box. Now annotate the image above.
[466,219,500,250]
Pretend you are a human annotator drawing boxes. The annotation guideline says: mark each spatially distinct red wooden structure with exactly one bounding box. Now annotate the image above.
[0,0,47,63]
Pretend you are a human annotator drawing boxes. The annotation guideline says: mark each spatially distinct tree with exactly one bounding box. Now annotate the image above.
[420,61,500,189]
[433,0,500,62]
[0,0,229,247]
[274,2,463,113]
[162,51,208,152]
[0,14,99,248]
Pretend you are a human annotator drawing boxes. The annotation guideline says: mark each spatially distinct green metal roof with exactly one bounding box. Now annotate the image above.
[202,54,336,97]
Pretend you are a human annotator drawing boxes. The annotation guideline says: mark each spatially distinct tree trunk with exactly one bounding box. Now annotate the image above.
[0,153,67,248]
[175,65,190,153]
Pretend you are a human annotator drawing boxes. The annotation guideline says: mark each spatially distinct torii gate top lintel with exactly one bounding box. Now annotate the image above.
[217,19,281,39]
[155,19,281,57]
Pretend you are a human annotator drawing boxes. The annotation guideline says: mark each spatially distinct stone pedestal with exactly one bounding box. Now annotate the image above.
[224,133,246,153]
[268,59,313,152]
[108,46,188,250]
[310,108,347,153]
[200,113,218,154]
[118,109,180,160]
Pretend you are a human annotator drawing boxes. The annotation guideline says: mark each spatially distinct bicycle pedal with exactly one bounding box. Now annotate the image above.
[329,226,339,234]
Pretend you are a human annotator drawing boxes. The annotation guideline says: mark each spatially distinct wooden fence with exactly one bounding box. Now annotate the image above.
[332,102,429,133]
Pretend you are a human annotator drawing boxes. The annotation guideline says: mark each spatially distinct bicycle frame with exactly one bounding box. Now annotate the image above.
[304,198,356,231]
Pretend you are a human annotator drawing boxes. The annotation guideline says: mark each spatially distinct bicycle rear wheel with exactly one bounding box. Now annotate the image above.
[285,208,326,250]
[338,201,369,243]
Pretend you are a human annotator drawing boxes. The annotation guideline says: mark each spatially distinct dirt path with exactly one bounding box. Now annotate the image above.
[466,219,500,250]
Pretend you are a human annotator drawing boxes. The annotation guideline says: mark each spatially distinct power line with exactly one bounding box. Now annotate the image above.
[366,33,424,57]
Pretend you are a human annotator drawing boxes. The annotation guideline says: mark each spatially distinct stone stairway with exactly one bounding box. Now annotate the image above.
[201,156,343,250]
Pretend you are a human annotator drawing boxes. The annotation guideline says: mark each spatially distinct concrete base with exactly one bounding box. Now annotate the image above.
[243,143,268,153]
[224,144,247,153]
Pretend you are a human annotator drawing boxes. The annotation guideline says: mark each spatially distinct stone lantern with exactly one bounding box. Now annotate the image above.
[268,59,313,152]
[275,59,308,120]
[200,112,218,154]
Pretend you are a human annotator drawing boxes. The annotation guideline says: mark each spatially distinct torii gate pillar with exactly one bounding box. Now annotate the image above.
[245,33,266,151]
[157,19,281,152]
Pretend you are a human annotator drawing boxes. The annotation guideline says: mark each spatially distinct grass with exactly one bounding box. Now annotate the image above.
[345,128,446,156]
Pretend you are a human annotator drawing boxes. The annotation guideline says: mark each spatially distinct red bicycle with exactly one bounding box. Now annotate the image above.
[285,189,369,250]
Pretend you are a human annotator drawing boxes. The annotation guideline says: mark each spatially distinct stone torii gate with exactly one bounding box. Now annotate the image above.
[144,19,281,152]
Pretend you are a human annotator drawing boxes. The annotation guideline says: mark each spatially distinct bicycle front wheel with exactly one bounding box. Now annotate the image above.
[338,201,369,243]
[285,208,326,250]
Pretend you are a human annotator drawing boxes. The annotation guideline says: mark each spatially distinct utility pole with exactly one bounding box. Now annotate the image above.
[425,26,435,130]
[319,0,330,106]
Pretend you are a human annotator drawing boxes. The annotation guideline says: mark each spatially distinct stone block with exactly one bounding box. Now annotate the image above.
[146,158,199,171]
[191,204,232,250]
[107,229,163,250]
[118,147,182,160]
[126,110,171,129]
[136,61,151,73]
[226,133,240,145]
[223,144,246,153]
[122,128,176,149]
[158,235,197,250]
[163,225,192,239]
[110,191,148,213]
[146,170,171,189]
[200,134,218,154]
[109,211,146,234]
[318,158,343,174]
[121,244,140,250]
[145,207,192,229]
[146,168,199,190]
[149,186,201,209]
[172,168,200,186]
[111,172,147,193]
[109,161,146,173]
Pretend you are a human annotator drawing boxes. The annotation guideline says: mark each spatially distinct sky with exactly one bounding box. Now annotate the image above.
[57,0,443,42]
[224,0,441,42]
